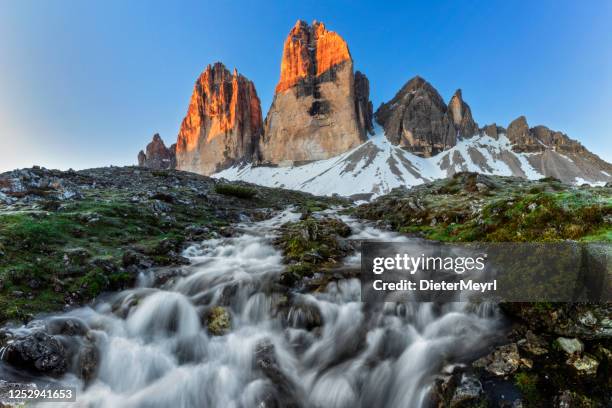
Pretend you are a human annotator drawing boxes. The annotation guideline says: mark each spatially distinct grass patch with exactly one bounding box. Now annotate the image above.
[514,372,542,406]
[357,175,611,243]
[0,191,218,324]
[214,183,257,199]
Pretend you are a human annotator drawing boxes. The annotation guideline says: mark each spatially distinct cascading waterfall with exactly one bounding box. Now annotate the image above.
[0,209,504,408]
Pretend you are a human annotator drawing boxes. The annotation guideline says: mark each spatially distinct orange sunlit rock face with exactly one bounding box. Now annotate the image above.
[275,21,351,93]
[175,62,263,175]
[314,23,351,76]
[260,20,372,164]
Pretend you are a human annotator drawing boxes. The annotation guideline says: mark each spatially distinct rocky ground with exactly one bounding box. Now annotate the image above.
[354,172,611,243]
[0,166,345,324]
[0,167,610,407]
[355,172,612,407]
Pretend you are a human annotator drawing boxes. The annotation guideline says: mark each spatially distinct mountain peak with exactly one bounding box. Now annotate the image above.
[276,20,351,93]
[448,88,478,138]
[402,75,428,90]
[137,133,176,170]
[375,76,455,155]
[175,62,263,175]
[259,20,369,164]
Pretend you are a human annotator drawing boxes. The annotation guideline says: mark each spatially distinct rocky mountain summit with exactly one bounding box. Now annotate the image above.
[448,89,478,139]
[175,62,263,175]
[258,20,372,164]
[489,116,612,183]
[138,133,176,170]
[136,20,611,196]
[375,76,468,157]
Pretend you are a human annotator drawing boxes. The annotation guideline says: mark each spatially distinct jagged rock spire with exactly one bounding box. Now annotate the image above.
[258,20,371,164]
[175,62,263,175]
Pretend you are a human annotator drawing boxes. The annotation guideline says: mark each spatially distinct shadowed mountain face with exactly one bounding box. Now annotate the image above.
[375,77,479,157]
[174,62,263,176]
[258,20,372,165]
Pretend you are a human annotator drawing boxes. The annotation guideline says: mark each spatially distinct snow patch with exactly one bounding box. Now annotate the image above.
[214,129,595,198]
[574,177,606,187]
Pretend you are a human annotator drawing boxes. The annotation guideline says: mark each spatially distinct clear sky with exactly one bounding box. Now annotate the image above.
[1,0,610,172]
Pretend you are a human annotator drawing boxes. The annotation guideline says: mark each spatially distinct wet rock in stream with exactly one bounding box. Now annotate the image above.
[254,340,301,408]
[2,331,68,376]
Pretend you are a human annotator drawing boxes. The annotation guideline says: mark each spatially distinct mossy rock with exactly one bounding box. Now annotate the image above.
[207,306,231,336]
[276,216,352,263]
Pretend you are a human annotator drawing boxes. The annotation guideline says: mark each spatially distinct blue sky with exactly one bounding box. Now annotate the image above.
[1,0,610,172]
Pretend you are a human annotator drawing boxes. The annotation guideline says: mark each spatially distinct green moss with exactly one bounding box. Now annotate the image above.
[581,227,612,242]
[214,183,257,199]
[278,217,351,263]
[357,176,611,244]
[0,191,219,324]
[514,372,542,406]
[275,216,352,287]
[533,302,554,312]
[279,263,316,286]
[207,306,231,335]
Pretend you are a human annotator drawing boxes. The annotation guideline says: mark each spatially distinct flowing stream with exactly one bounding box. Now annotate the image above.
[0,209,505,408]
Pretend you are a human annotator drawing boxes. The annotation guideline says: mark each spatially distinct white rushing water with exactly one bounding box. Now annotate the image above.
[1,210,504,408]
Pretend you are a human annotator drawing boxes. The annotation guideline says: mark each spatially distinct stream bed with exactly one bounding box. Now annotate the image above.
[0,209,506,407]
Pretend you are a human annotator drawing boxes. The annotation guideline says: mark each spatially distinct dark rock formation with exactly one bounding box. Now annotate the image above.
[507,116,537,151]
[2,331,68,376]
[259,20,371,164]
[137,133,176,169]
[354,71,374,136]
[254,339,301,407]
[375,76,456,157]
[480,123,506,139]
[175,62,263,175]
[505,115,587,153]
[447,89,478,139]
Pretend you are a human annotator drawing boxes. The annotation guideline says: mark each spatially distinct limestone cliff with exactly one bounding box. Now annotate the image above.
[175,62,263,175]
[448,89,478,139]
[259,20,371,164]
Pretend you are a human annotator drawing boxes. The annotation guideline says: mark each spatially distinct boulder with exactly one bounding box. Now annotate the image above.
[517,331,548,356]
[566,354,599,377]
[2,331,67,376]
[206,306,231,336]
[473,343,521,376]
[449,374,483,407]
[254,339,301,408]
[555,337,584,355]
